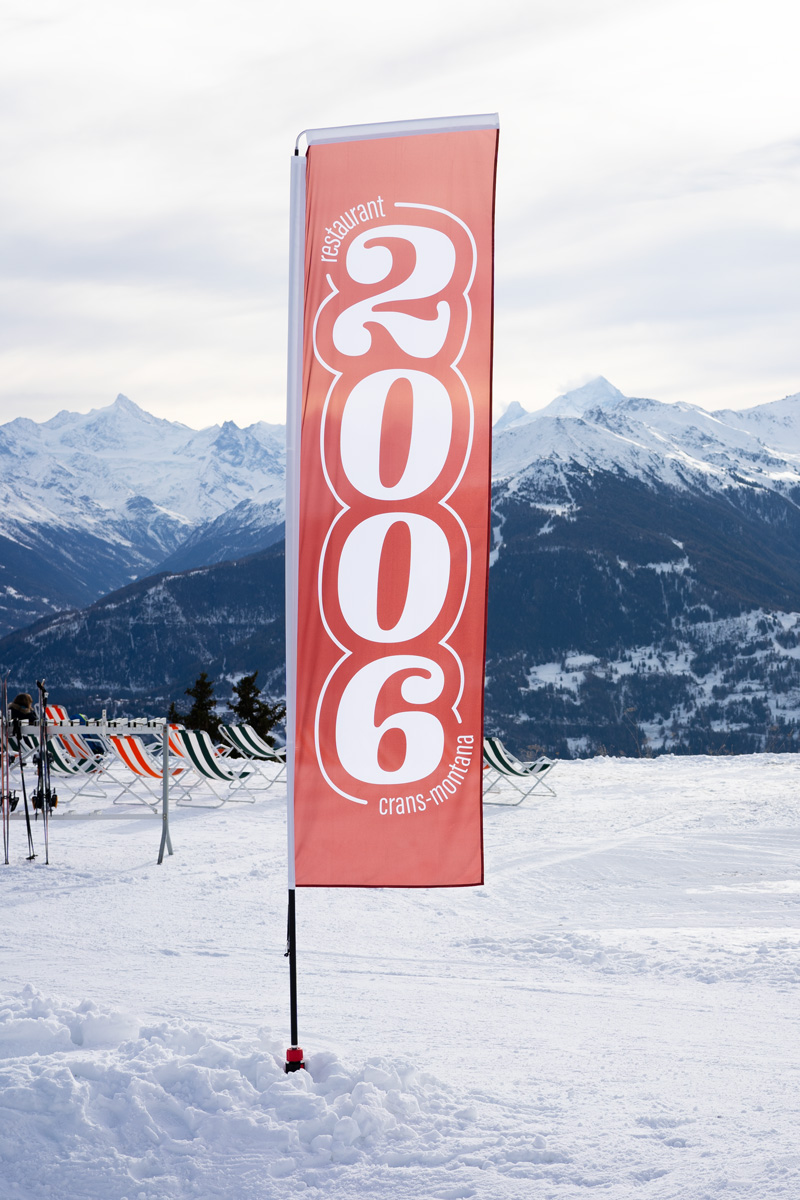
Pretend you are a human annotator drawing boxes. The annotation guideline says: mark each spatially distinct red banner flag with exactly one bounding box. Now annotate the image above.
[286,115,499,887]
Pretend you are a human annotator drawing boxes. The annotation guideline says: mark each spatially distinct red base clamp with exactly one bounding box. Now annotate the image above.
[285,1046,305,1073]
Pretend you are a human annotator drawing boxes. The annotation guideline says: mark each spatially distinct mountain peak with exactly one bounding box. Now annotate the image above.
[541,376,626,418]
[108,394,157,421]
[494,401,531,431]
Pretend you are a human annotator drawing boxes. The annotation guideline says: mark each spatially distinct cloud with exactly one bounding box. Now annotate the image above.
[0,0,798,426]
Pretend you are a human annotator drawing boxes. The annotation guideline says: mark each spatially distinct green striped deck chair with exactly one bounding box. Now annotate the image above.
[47,738,108,799]
[218,724,286,790]
[482,736,556,805]
[174,729,258,803]
[8,731,39,766]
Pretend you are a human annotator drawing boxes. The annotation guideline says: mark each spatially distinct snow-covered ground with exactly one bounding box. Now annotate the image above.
[1,754,799,1198]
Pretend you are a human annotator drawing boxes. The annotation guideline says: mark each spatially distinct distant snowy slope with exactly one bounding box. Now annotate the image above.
[714,390,800,453]
[485,378,800,757]
[6,380,800,640]
[0,542,286,712]
[538,374,627,418]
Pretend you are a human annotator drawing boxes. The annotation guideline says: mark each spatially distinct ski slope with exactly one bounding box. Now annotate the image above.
[1,754,799,1198]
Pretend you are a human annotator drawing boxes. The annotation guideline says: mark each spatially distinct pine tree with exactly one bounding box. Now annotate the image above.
[183,672,220,737]
[230,671,285,745]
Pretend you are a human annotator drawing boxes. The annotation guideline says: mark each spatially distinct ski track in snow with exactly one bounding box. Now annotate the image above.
[1,754,799,1198]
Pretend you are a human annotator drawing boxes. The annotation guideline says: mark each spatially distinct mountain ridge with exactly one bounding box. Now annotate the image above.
[5,378,800,757]
[0,394,286,635]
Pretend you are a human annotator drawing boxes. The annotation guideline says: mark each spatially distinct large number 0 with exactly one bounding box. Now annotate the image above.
[332,225,456,358]
[337,513,450,643]
[339,369,453,501]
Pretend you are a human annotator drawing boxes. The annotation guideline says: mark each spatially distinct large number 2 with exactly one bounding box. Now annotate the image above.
[332,225,456,358]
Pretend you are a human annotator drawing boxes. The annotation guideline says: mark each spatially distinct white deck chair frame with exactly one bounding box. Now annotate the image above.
[47,738,109,800]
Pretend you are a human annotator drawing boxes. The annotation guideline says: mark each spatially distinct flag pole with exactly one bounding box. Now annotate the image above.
[284,143,306,1073]
[157,720,173,864]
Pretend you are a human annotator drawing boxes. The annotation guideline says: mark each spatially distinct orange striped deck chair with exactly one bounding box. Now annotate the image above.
[105,734,191,810]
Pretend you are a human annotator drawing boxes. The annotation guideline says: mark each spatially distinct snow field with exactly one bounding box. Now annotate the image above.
[1,987,540,1199]
[1,754,799,1197]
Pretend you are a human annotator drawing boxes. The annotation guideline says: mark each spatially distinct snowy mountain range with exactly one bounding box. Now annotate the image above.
[0,395,285,635]
[493,375,800,495]
[5,378,800,755]
[487,377,800,755]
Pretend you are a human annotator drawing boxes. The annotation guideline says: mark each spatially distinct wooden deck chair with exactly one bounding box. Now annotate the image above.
[217,724,286,789]
[47,738,108,799]
[482,736,556,806]
[172,729,258,803]
[105,734,192,810]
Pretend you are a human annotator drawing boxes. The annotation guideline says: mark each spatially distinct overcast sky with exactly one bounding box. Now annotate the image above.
[1,0,798,429]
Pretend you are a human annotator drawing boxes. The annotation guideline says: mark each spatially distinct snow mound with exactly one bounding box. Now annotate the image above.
[0,987,562,1199]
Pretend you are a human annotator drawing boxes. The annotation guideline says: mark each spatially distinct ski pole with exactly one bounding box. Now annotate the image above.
[12,714,36,862]
[35,681,53,865]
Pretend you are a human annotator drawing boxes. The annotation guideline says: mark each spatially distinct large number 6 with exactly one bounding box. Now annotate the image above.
[334,656,445,784]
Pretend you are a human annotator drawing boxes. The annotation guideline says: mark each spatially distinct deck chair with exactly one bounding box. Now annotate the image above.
[104,734,191,811]
[482,737,556,806]
[45,705,70,722]
[56,729,101,760]
[47,738,108,799]
[7,731,39,767]
[150,727,232,808]
[172,729,258,803]
[218,724,286,789]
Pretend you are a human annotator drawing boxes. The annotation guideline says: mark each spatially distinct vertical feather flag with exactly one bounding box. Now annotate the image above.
[286,115,499,887]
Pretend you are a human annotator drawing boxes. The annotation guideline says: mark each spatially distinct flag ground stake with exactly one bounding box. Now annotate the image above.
[284,889,304,1071]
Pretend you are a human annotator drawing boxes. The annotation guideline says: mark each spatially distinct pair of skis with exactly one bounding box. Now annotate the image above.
[1,677,55,865]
